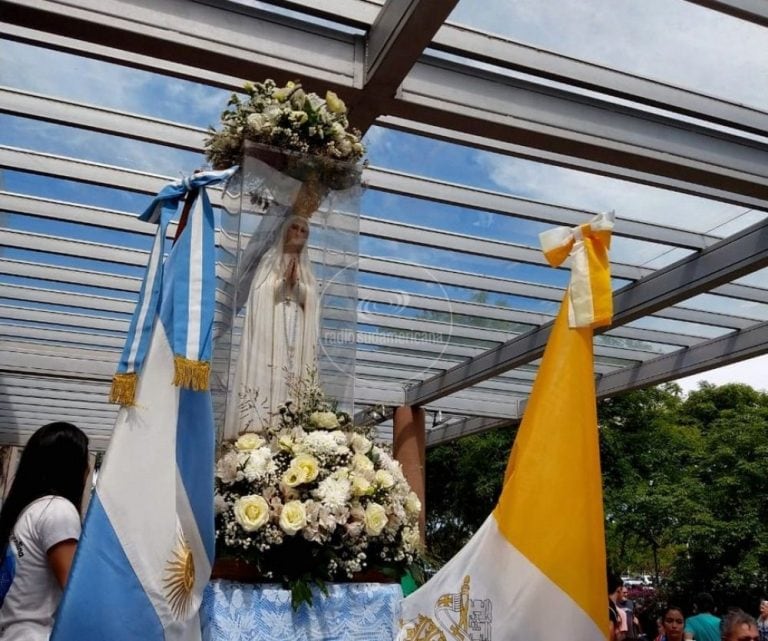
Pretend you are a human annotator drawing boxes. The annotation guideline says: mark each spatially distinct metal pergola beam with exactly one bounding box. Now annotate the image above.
[394,56,768,203]
[380,117,768,212]
[351,0,458,130]
[1,0,362,91]
[406,213,768,406]
[429,25,768,138]
[426,319,768,446]
[426,416,514,447]
[597,319,768,396]
[682,0,768,26]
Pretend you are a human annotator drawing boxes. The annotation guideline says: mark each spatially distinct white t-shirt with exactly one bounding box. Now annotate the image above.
[0,495,81,641]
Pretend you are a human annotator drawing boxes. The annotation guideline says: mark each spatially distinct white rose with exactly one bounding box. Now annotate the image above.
[282,467,305,488]
[290,88,307,109]
[351,474,373,497]
[374,469,395,490]
[352,453,374,473]
[235,432,264,451]
[350,433,372,454]
[273,81,295,102]
[309,411,340,430]
[278,434,294,452]
[325,90,347,114]
[405,492,422,516]
[292,454,319,483]
[363,502,387,536]
[233,495,270,532]
[290,110,308,125]
[280,500,307,535]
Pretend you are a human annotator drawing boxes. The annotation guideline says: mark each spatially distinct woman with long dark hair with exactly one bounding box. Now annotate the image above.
[0,422,89,640]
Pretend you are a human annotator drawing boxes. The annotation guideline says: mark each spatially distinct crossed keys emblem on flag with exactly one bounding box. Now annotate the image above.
[402,576,492,641]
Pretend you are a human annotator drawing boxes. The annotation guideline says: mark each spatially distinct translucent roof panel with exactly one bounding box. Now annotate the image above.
[448,0,768,110]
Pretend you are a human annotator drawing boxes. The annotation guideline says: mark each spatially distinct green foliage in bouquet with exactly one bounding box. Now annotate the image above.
[214,378,422,609]
[204,79,365,189]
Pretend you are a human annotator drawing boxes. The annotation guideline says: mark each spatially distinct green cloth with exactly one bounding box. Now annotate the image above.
[400,571,418,596]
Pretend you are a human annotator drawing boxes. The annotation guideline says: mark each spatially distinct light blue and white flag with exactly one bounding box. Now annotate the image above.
[52,166,238,641]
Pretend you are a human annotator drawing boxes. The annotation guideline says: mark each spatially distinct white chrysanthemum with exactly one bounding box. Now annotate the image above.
[315,476,351,509]
[376,448,406,481]
[304,430,344,456]
[243,446,276,482]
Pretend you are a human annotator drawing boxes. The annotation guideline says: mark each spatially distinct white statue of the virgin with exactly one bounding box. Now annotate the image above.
[223,205,320,437]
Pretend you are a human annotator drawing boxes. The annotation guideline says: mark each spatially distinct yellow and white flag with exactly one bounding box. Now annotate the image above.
[397,213,614,641]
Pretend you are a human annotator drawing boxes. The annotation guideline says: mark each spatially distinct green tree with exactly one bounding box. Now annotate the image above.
[424,382,768,611]
[425,427,515,564]
[670,384,768,607]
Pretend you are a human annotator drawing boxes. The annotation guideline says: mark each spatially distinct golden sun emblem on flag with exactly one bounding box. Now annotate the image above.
[163,532,196,619]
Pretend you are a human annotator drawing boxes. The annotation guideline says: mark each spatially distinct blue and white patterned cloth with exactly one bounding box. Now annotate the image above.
[201,580,403,641]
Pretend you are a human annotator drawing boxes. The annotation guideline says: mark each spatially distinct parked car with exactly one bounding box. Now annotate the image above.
[622,575,653,587]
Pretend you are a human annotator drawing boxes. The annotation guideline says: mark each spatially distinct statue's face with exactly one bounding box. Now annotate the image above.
[285,219,309,251]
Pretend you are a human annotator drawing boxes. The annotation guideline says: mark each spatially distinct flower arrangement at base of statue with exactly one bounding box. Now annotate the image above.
[213,376,422,608]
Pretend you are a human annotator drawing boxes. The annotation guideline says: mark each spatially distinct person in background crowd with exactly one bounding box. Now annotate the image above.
[757,599,768,641]
[685,592,721,641]
[660,606,686,641]
[655,616,666,641]
[721,610,759,641]
[610,573,625,640]
[620,585,642,638]
[0,422,89,641]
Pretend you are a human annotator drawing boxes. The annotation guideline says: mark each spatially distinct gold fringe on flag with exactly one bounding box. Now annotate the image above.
[173,356,211,391]
[109,372,138,406]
